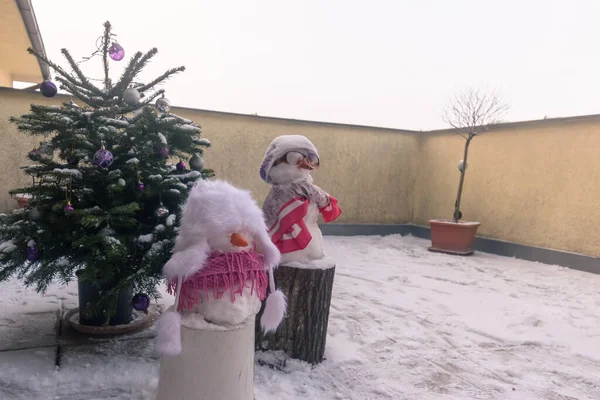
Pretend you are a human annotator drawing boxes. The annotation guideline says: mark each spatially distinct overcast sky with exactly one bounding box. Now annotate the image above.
[31,0,600,130]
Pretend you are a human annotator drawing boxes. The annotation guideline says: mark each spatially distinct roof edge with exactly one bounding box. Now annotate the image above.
[2,86,600,134]
[423,113,600,135]
[15,0,50,81]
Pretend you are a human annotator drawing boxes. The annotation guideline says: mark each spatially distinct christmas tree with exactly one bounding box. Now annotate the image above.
[0,21,213,325]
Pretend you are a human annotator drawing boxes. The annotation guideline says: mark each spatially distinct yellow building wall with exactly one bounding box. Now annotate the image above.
[412,119,600,257]
[0,69,11,87]
[0,88,418,224]
[1,88,599,257]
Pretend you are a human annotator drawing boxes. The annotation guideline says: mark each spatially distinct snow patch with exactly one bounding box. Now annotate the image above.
[166,214,176,227]
[136,234,154,243]
[158,133,167,144]
[0,240,17,253]
[173,171,201,180]
[176,124,201,133]
[126,158,140,165]
[146,240,168,258]
[104,236,122,247]
[56,257,69,267]
[53,168,82,179]
[284,254,336,270]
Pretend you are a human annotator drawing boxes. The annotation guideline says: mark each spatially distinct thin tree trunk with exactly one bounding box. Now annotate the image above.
[255,265,335,365]
[453,135,472,222]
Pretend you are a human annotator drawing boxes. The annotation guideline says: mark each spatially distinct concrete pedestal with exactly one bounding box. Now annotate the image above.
[155,315,255,400]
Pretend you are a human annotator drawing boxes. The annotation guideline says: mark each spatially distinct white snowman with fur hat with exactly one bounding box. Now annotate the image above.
[155,178,286,357]
[260,135,342,264]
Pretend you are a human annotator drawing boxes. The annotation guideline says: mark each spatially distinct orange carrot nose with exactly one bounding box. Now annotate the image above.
[298,159,314,170]
[230,233,249,247]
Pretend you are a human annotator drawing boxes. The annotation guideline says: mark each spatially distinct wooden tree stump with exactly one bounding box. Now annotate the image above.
[255,264,335,365]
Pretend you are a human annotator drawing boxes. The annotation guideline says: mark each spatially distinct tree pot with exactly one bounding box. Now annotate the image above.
[428,219,480,256]
[76,270,133,326]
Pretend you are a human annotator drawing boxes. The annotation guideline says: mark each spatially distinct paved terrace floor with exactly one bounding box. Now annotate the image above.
[1,235,599,400]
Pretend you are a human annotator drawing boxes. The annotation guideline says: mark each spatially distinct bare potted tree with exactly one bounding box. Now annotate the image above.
[428,89,509,255]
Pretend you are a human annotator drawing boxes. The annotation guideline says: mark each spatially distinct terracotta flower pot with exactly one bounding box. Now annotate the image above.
[428,219,480,256]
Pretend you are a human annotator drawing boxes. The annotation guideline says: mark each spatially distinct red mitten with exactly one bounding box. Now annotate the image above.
[320,196,342,222]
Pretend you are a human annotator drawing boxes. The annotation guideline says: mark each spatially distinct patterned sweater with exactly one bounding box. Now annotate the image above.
[263,181,341,254]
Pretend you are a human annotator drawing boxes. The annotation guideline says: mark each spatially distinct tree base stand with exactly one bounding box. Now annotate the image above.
[155,315,256,400]
[255,264,335,365]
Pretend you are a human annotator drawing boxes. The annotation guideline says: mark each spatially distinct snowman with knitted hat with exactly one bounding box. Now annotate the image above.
[155,178,286,357]
[260,135,342,263]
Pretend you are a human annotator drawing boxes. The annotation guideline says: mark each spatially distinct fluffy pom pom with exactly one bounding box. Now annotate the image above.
[260,289,287,333]
[155,310,182,356]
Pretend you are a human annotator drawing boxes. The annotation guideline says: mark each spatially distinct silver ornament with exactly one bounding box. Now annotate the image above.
[117,178,126,186]
[38,142,54,161]
[123,88,141,106]
[156,97,171,113]
[189,153,204,171]
[155,204,169,218]
[458,159,467,172]
[28,207,42,221]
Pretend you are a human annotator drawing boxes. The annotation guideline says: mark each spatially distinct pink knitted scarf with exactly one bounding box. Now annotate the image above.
[167,250,268,311]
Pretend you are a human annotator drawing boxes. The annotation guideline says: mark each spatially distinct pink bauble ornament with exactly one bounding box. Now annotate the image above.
[64,203,75,215]
[108,42,125,61]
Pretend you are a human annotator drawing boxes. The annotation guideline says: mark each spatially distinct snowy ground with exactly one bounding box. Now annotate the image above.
[1,235,599,400]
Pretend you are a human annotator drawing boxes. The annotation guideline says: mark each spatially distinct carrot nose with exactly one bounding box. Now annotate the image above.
[298,159,314,170]
[230,233,249,247]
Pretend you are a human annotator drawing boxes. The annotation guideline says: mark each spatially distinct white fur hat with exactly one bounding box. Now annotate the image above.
[155,179,286,356]
[259,135,319,184]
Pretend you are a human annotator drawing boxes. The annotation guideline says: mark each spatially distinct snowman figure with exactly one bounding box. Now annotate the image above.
[260,135,342,264]
[155,179,286,356]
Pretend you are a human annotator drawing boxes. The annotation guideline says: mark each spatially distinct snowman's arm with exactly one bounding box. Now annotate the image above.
[298,183,342,222]
[320,195,342,222]
[297,182,331,208]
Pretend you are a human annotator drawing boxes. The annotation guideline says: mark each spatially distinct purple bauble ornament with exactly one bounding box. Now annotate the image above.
[64,203,74,215]
[137,182,145,191]
[176,160,186,172]
[40,80,57,98]
[67,154,80,166]
[108,42,125,61]
[131,293,150,311]
[157,147,169,159]
[93,148,114,169]
[26,246,39,262]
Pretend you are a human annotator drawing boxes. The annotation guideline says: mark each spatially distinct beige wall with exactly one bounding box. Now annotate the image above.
[413,118,600,257]
[0,0,44,86]
[0,88,418,224]
[1,88,599,257]
[0,89,58,210]
[0,69,11,88]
